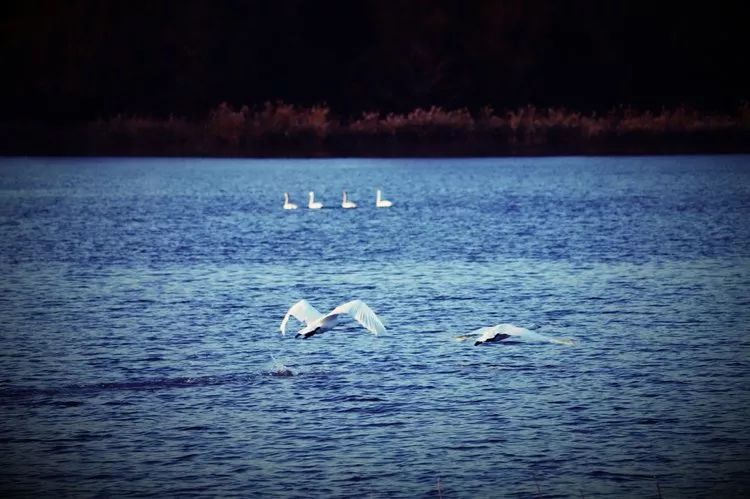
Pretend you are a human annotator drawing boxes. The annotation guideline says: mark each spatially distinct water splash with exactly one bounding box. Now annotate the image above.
[269,354,295,377]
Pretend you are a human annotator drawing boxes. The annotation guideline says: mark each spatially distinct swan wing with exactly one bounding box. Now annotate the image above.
[468,323,574,345]
[494,323,531,337]
[466,324,537,340]
[279,299,324,335]
[514,328,575,345]
[328,300,386,335]
[466,325,505,343]
[492,323,575,345]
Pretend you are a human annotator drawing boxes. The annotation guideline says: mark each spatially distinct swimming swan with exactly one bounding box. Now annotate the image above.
[280,299,386,338]
[456,323,575,346]
[308,191,323,209]
[376,189,393,208]
[283,192,298,210]
[342,191,357,209]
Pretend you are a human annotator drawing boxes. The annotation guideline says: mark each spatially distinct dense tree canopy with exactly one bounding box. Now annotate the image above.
[1,0,747,121]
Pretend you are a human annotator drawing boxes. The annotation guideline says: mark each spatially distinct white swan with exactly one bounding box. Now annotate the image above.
[376,189,393,208]
[342,191,357,209]
[456,323,575,346]
[283,192,298,210]
[280,299,386,339]
[308,191,323,209]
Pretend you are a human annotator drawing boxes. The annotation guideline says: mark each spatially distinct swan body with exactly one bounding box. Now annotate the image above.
[376,189,393,208]
[342,191,357,209]
[308,191,323,209]
[280,299,386,339]
[283,192,298,210]
[457,323,575,346]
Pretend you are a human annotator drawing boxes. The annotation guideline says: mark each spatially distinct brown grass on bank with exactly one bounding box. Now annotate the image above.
[49,100,750,155]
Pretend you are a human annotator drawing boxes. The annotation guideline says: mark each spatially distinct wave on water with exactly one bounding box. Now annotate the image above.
[0,370,301,401]
[2,157,749,497]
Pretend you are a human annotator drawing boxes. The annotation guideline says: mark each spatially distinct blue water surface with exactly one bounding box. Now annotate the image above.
[1,156,749,498]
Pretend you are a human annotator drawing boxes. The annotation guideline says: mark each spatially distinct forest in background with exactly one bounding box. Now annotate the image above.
[1,1,748,156]
[2,1,747,119]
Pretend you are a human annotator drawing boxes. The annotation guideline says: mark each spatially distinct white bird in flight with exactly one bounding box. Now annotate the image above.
[279,299,386,339]
[376,189,393,208]
[342,191,357,209]
[308,191,323,209]
[283,192,298,210]
[456,323,575,346]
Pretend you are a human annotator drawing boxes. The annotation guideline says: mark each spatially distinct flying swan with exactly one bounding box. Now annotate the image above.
[455,323,575,346]
[279,299,386,338]
[283,192,298,210]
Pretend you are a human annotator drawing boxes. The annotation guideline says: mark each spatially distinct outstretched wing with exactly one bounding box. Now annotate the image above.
[514,327,575,345]
[468,325,505,343]
[279,299,324,335]
[494,323,532,338]
[328,300,386,335]
[478,323,575,345]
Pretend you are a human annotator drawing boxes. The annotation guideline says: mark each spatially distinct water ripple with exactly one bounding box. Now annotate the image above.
[1,156,749,497]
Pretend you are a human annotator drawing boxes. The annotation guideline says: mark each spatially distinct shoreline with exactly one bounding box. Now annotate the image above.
[2,140,748,159]
[2,128,748,159]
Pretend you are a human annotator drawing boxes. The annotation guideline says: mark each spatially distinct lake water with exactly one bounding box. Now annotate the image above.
[1,156,749,498]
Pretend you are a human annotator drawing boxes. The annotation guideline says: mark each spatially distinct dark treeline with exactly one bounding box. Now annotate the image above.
[1,0,748,124]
